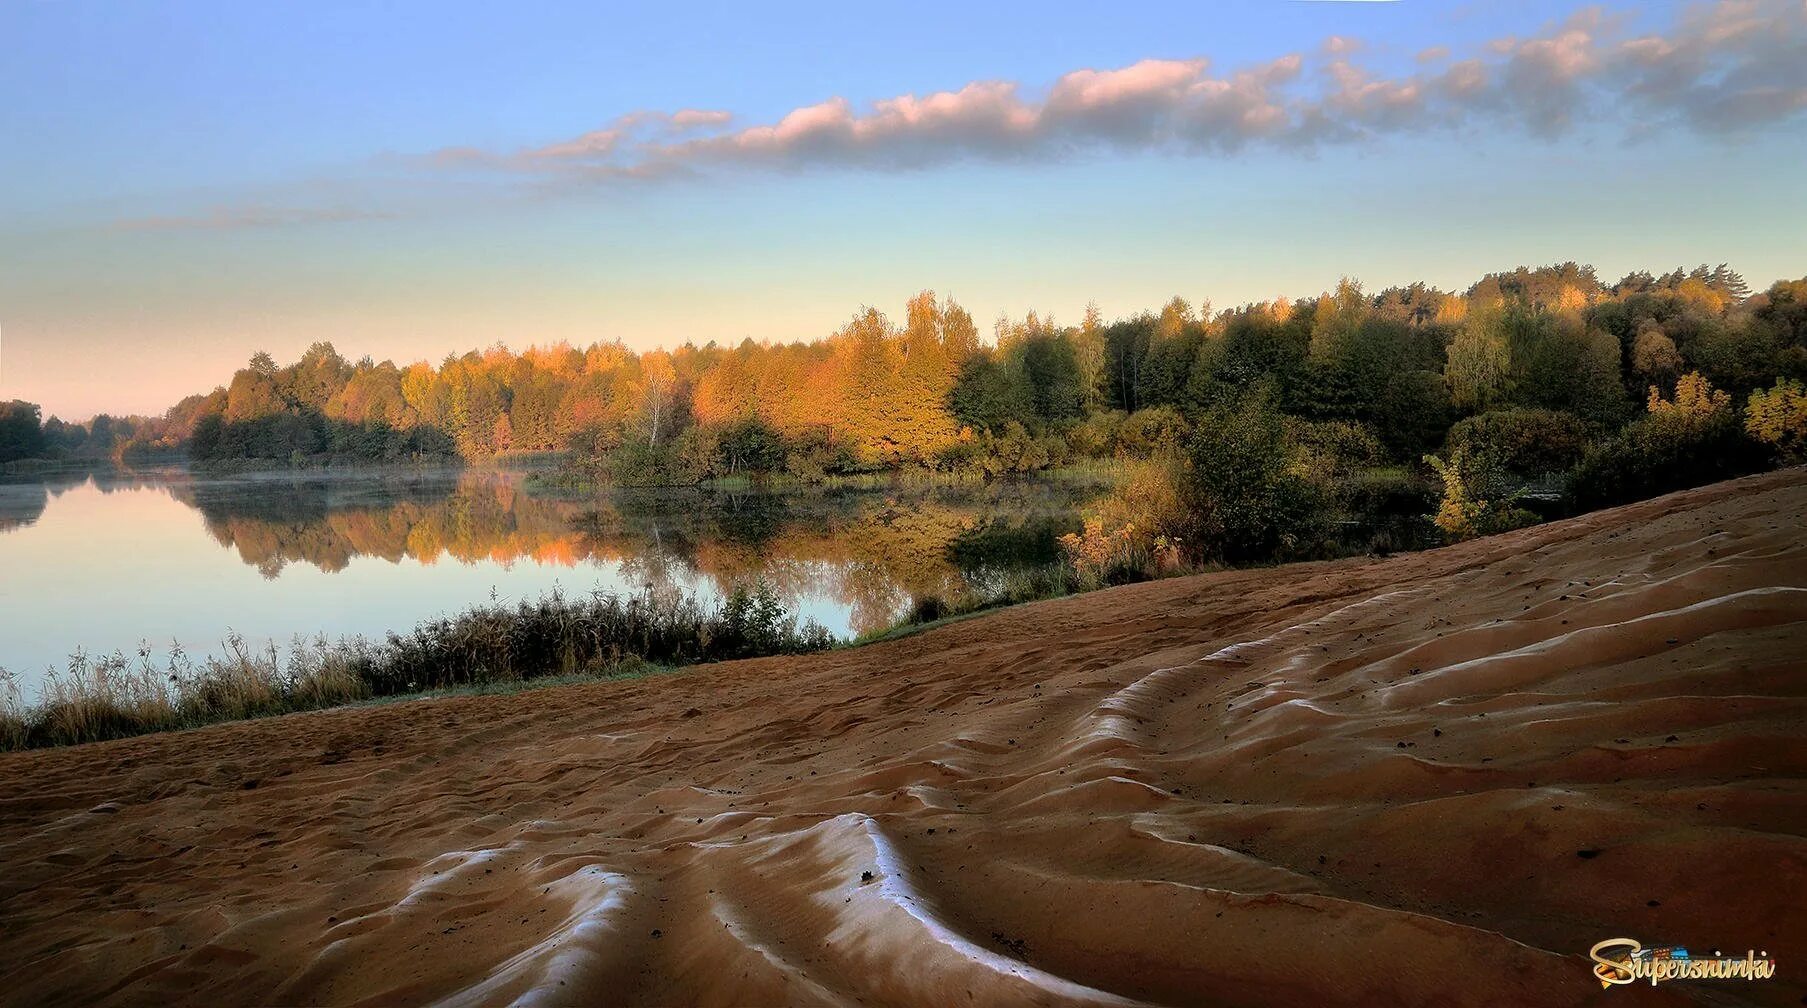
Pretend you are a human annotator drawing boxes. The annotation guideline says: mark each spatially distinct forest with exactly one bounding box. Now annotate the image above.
[6,262,1805,567]
[7,262,1807,747]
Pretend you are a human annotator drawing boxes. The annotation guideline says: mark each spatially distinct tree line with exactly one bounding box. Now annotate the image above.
[5,263,1803,508]
[0,402,188,466]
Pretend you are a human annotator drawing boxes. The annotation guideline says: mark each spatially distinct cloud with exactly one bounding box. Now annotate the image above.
[669,108,733,130]
[426,108,743,169]
[118,0,1807,226]
[450,0,1804,184]
[1613,0,1807,128]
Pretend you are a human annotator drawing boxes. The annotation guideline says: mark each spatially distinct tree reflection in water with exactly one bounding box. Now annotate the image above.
[133,467,1103,636]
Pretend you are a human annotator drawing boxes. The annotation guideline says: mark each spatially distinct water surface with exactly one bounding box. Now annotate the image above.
[0,466,1097,698]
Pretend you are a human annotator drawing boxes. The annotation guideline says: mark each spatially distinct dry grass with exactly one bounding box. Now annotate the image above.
[0,583,829,751]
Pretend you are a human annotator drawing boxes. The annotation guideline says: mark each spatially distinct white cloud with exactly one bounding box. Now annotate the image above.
[124,0,1807,227]
[455,0,1804,181]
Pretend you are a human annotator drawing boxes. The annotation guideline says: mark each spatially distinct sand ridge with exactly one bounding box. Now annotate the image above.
[2,470,1804,1007]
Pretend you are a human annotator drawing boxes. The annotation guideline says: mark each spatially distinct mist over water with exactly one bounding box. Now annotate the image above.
[0,466,1096,699]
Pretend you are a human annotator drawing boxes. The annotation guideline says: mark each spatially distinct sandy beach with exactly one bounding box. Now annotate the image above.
[3,469,1803,1007]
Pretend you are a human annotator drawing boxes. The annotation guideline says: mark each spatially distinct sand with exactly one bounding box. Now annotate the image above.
[2,470,1804,1007]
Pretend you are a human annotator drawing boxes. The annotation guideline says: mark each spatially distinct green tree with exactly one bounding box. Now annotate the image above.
[1104,316,1155,412]
[1375,370,1453,458]
[0,400,46,463]
[1015,330,1084,423]
[1445,299,1513,411]
[1185,392,1323,563]
[1073,302,1108,409]
[949,351,1031,433]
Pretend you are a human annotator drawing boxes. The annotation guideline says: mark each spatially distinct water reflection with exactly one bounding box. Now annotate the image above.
[0,481,49,533]
[0,466,1098,685]
[580,487,1082,633]
[0,468,130,532]
[170,469,1093,634]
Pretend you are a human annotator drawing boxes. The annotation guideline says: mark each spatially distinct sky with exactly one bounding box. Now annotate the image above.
[1,0,1804,420]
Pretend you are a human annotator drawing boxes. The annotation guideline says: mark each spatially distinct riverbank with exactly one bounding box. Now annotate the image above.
[527,457,1128,494]
[0,585,830,750]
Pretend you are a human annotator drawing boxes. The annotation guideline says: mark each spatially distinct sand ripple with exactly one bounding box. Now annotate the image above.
[3,471,1805,1006]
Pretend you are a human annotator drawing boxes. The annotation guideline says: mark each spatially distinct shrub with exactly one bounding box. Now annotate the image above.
[784,427,852,482]
[1424,447,1538,542]
[1445,408,1598,477]
[1066,410,1123,458]
[715,581,830,658]
[976,422,1052,475]
[907,594,949,624]
[1186,395,1325,563]
[1287,419,1387,484]
[1116,406,1190,456]
[1569,372,1768,511]
[1057,453,1193,585]
[1058,517,1145,588]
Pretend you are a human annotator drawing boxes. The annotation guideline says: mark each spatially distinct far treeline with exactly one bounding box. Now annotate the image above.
[4,262,1804,552]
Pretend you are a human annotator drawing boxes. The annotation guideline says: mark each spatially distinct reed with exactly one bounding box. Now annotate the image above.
[0,583,830,751]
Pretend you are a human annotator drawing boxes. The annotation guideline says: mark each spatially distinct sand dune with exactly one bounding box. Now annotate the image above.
[3,470,1804,1007]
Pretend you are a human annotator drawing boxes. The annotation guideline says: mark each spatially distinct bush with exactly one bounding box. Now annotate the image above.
[1058,517,1148,588]
[1287,419,1387,484]
[907,594,949,624]
[1445,408,1598,478]
[974,422,1052,475]
[1054,451,1198,585]
[1424,447,1538,542]
[1116,406,1190,456]
[1569,373,1768,511]
[715,581,830,658]
[784,427,853,482]
[1066,410,1123,458]
[1186,395,1326,563]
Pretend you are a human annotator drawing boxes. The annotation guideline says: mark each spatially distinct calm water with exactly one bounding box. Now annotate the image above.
[0,465,1098,698]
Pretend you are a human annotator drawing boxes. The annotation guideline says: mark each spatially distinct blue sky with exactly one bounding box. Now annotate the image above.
[1,0,1803,419]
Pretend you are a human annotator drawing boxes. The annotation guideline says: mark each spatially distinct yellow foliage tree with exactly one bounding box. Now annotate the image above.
[1424,447,1535,542]
[1646,371,1730,432]
[1745,379,1807,461]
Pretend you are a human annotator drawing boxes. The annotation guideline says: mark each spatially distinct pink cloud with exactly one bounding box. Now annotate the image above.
[669,109,732,130]
[122,0,1807,227]
[360,0,1807,180]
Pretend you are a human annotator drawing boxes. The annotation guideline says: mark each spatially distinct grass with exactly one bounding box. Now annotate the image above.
[850,601,1008,647]
[0,556,1105,752]
[530,460,1125,495]
[0,583,829,752]
[851,561,1086,646]
[351,657,679,707]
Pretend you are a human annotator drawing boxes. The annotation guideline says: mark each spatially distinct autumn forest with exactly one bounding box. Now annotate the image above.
[5,262,1806,567]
